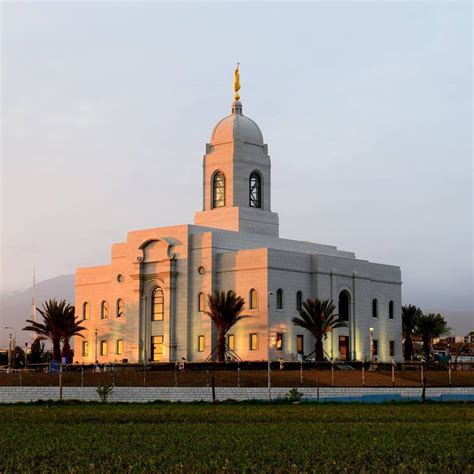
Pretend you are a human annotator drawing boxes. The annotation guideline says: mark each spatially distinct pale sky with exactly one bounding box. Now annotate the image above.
[1,2,472,313]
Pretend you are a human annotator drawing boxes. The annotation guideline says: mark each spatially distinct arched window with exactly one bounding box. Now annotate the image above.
[198,292,205,312]
[276,289,284,310]
[372,299,378,318]
[101,301,108,320]
[389,300,394,320]
[296,291,303,311]
[212,171,225,208]
[249,171,262,208]
[82,302,90,321]
[116,299,124,318]
[338,291,350,322]
[249,289,258,309]
[152,288,164,321]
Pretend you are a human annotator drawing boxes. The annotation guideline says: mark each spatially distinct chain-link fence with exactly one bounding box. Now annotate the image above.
[1,361,473,388]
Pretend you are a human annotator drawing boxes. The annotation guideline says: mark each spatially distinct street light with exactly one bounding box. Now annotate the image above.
[94,329,98,362]
[267,291,274,400]
[369,327,375,364]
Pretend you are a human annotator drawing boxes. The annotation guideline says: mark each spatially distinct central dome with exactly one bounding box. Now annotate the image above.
[210,101,264,146]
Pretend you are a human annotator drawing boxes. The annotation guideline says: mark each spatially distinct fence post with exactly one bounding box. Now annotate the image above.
[420,362,424,386]
[206,369,210,388]
[59,363,63,402]
[331,360,334,387]
[81,366,84,388]
[317,377,320,403]
[391,360,395,388]
[112,364,115,388]
[19,371,22,387]
[174,364,178,387]
[211,376,216,403]
[300,361,303,386]
[237,365,240,388]
[448,363,452,387]
[362,361,365,387]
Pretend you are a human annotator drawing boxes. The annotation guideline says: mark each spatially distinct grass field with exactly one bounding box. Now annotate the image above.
[1,403,473,472]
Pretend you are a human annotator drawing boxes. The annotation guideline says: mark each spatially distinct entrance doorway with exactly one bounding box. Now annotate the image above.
[339,336,350,361]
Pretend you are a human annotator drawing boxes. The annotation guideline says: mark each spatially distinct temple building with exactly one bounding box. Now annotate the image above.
[75,68,402,364]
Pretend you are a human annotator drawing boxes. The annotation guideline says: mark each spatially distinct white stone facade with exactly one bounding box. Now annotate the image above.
[75,96,402,364]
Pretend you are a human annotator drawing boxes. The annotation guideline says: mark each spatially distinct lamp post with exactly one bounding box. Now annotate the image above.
[7,333,12,370]
[267,291,274,401]
[94,329,98,362]
[369,327,375,365]
[24,342,28,368]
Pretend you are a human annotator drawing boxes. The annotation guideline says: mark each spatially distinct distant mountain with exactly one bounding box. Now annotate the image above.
[0,274,75,347]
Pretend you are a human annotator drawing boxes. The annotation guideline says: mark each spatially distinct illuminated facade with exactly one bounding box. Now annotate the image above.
[75,82,402,364]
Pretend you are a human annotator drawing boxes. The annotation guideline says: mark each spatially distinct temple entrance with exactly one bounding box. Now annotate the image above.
[339,336,350,361]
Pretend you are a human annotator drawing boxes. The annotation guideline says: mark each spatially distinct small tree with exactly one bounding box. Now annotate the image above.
[292,298,347,362]
[402,305,422,361]
[415,313,450,362]
[205,290,249,362]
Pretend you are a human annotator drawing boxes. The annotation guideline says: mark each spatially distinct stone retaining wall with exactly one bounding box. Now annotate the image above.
[0,386,473,403]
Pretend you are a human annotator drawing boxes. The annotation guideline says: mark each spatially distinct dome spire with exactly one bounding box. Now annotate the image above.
[232,63,243,115]
[233,63,240,101]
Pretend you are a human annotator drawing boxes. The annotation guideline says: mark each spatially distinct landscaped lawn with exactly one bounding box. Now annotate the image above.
[0,402,472,472]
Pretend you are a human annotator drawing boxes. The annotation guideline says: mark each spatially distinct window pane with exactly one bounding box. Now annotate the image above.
[296,291,302,311]
[389,340,395,357]
[227,334,235,351]
[338,291,350,321]
[198,293,205,312]
[249,289,257,309]
[249,172,262,208]
[276,333,283,350]
[117,299,124,318]
[116,339,123,355]
[297,335,304,354]
[151,335,164,361]
[82,341,88,356]
[389,301,394,319]
[372,299,378,318]
[250,333,258,350]
[100,340,107,356]
[212,172,225,208]
[277,289,283,309]
[83,302,90,320]
[198,335,205,352]
[152,288,164,321]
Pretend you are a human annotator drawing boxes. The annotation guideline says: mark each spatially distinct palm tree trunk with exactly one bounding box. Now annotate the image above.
[315,337,324,362]
[216,333,226,362]
[423,336,431,362]
[53,338,61,361]
[62,338,71,363]
[404,334,414,361]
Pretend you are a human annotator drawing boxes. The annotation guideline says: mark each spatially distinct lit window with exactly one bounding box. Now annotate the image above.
[249,333,258,351]
[101,301,108,320]
[249,289,258,310]
[389,340,395,357]
[296,291,303,311]
[116,339,123,355]
[152,288,164,321]
[82,341,89,357]
[198,335,205,352]
[372,299,378,318]
[212,172,225,208]
[151,335,164,361]
[227,334,235,351]
[297,335,304,354]
[276,333,283,351]
[249,171,262,208]
[339,291,350,321]
[116,299,124,318]
[82,302,90,321]
[100,340,108,356]
[198,292,205,312]
[389,301,394,320]
[276,289,283,310]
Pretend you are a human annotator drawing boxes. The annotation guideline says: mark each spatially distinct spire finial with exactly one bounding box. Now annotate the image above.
[233,63,240,101]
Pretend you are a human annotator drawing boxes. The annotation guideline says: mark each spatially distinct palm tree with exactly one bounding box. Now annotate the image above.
[292,298,347,362]
[205,290,249,362]
[61,308,87,362]
[402,305,422,361]
[415,313,449,362]
[23,299,86,362]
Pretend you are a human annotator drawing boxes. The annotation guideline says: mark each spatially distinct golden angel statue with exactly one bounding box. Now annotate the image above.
[234,63,240,101]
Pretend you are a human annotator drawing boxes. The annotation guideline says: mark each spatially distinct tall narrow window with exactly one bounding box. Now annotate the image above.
[338,291,350,322]
[389,300,394,320]
[152,288,164,321]
[389,340,395,357]
[82,341,89,357]
[100,340,108,356]
[249,289,258,309]
[101,301,108,320]
[82,302,90,321]
[296,335,304,355]
[373,339,379,357]
[198,335,205,352]
[227,334,235,351]
[249,171,262,208]
[249,333,258,350]
[372,299,378,318]
[116,339,123,355]
[116,299,124,318]
[296,291,303,311]
[212,171,225,208]
[276,289,284,310]
[276,333,284,351]
[198,292,205,312]
[151,335,164,361]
